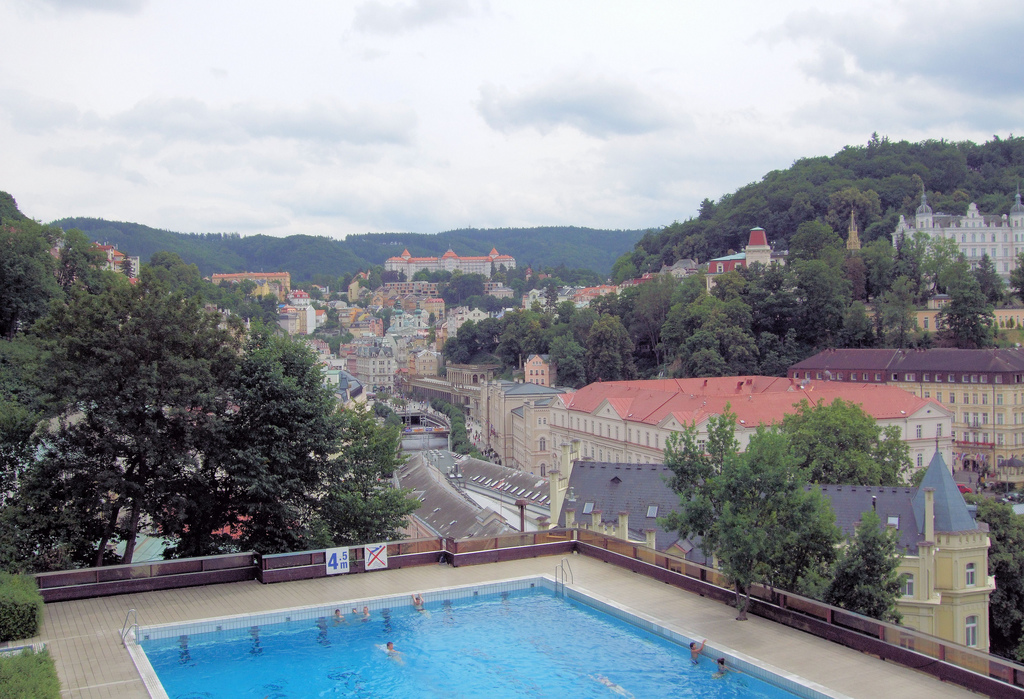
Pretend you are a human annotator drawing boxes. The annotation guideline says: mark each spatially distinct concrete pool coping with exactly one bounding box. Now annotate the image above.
[24,556,981,698]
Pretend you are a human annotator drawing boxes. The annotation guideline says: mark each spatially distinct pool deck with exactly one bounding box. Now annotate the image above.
[26,555,981,698]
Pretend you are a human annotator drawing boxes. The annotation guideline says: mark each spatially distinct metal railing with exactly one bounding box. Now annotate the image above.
[120,608,138,647]
[554,557,573,597]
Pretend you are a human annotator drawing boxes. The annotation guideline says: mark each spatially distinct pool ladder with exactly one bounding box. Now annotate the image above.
[554,558,573,597]
[120,608,138,647]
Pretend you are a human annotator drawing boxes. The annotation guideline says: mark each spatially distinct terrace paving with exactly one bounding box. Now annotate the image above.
[25,555,980,698]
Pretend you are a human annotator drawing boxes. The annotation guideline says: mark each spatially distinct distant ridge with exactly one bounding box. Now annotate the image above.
[51,217,645,280]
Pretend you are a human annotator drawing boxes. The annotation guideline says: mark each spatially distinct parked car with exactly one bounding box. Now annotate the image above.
[957,483,973,495]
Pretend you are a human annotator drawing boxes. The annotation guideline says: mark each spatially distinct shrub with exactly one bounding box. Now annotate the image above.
[0,648,61,699]
[0,574,43,643]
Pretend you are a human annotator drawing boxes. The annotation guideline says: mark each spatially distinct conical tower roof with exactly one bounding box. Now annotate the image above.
[912,452,976,534]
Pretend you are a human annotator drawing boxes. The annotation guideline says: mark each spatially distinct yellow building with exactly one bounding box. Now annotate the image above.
[817,452,993,650]
[790,348,1024,480]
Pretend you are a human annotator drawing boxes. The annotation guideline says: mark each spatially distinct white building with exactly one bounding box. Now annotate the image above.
[893,190,1024,277]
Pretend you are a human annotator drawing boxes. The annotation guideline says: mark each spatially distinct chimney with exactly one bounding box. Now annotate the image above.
[592,510,602,529]
[516,499,527,532]
[565,509,576,527]
[924,488,935,543]
[644,529,657,549]
[618,511,629,539]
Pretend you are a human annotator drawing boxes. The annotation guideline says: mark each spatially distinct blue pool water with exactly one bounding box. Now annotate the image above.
[141,588,802,698]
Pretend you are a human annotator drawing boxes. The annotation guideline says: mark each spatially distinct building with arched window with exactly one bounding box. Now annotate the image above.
[892,190,1024,278]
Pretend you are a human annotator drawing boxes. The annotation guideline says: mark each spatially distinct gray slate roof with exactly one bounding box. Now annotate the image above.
[912,451,977,534]
[556,461,704,560]
[397,455,511,539]
[813,451,982,555]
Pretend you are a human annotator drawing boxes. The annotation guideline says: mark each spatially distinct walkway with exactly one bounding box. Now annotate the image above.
[27,556,979,698]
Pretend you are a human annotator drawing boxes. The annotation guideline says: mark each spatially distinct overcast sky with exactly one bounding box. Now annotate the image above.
[1,0,1020,238]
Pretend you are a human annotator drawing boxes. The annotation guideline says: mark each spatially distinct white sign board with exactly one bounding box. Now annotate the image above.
[325,547,349,575]
[364,543,389,570]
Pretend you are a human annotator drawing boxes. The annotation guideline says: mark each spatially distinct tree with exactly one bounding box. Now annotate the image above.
[663,409,839,619]
[585,314,635,382]
[973,254,1005,306]
[781,398,910,485]
[1011,251,1024,303]
[824,509,905,624]
[53,228,105,293]
[939,274,993,349]
[315,405,419,546]
[549,334,587,388]
[875,275,918,348]
[32,270,240,565]
[0,221,60,339]
[626,274,677,373]
[792,259,851,348]
[971,497,1024,661]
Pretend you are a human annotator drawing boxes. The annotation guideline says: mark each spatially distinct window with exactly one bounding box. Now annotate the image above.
[981,374,988,384]
[982,394,988,405]
[936,424,943,437]
[582,501,595,515]
[875,373,882,381]
[924,391,930,398]
[996,375,1003,384]
[924,318,929,329]
[915,424,922,438]
[963,375,970,383]
[716,263,724,273]
[837,372,844,381]
[892,373,899,381]
[949,393,956,404]
[924,373,931,382]
[937,392,943,402]
[917,454,923,468]
[971,375,978,384]
[904,373,915,381]
[966,616,978,648]
[935,374,942,383]
[816,372,822,379]
[902,574,914,597]
[647,505,659,518]
[539,438,546,451]
[998,414,1004,425]
[949,374,956,382]
[997,394,1004,405]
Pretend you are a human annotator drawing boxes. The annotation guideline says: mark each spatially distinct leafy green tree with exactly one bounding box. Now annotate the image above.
[781,398,910,485]
[53,228,105,293]
[585,314,635,382]
[788,221,844,266]
[973,254,1005,306]
[0,221,60,339]
[315,404,418,545]
[663,410,839,619]
[792,259,851,348]
[861,238,896,299]
[938,274,993,349]
[876,275,918,348]
[971,497,1024,661]
[32,270,240,565]
[839,301,875,348]
[824,509,905,623]
[1011,252,1024,303]
[549,334,587,388]
[626,274,677,373]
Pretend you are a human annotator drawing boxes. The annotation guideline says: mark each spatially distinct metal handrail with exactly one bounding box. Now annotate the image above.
[554,557,573,596]
[120,608,138,646]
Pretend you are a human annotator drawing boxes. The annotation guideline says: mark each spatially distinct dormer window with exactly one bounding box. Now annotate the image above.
[887,515,900,527]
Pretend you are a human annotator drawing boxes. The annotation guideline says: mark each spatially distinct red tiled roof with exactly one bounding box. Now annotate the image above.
[557,377,945,428]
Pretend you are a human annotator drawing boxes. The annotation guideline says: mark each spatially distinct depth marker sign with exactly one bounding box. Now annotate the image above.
[325,547,350,575]
[364,543,389,570]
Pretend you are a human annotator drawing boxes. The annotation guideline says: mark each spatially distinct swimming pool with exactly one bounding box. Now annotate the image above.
[130,577,842,698]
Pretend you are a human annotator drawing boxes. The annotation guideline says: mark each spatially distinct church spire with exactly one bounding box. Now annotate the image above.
[846,210,861,251]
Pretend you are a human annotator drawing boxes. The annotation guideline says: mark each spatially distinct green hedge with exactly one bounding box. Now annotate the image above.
[0,648,60,699]
[0,574,43,643]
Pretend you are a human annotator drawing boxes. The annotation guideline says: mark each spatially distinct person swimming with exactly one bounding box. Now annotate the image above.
[591,674,634,698]
[712,657,727,679]
[689,639,706,665]
[411,594,425,611]
[384,641,404,665]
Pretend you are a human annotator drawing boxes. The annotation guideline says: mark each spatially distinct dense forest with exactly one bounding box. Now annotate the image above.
[50,218,644,280]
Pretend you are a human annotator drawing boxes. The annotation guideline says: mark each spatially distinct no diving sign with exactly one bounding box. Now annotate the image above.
[364,543,389,570]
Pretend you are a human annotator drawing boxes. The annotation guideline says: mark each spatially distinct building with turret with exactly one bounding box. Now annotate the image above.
[816,451,993,650]
[893,189,1024,278]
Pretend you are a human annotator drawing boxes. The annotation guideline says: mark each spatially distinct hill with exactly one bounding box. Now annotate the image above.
[49,218,645,280]
[619,134,1024,275]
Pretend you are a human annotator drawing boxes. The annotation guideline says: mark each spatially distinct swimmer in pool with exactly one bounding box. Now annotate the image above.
[591,674,634,698]
[362,606,371,620]
[385,641,404,664]
[412,594,425,611]
[712,657,727,679]
[689,639,706,664]
[333,608,345,624]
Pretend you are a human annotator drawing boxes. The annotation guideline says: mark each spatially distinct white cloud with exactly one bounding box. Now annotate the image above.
[352,0,474,35]
[477,77,682,138]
